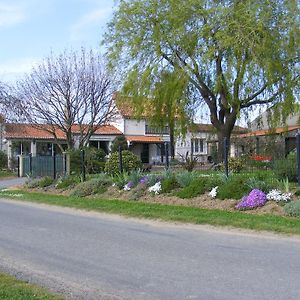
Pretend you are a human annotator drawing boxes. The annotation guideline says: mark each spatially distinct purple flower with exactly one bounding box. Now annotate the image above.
[127,181,135,188]
[236,189,267,210]
[139,176,148,185]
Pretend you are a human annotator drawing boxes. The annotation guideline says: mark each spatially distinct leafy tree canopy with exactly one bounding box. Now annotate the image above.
[104,0,300,152]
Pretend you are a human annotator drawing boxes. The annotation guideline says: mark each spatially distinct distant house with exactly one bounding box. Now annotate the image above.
[176,124,248,162]
[3,123,122,168]
[111,93,170,164]
[235,107,300,158]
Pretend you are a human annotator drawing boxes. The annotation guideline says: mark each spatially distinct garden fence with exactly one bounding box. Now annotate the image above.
[21,154,66,178]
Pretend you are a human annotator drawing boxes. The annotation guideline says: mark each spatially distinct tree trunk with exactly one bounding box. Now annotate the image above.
[217,129,231,163]
[169,129,175,159]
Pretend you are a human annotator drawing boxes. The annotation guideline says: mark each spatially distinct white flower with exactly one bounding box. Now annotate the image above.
[209,186,218,198]
[266,189,291,202]
[123,183,131,191]
[148,182,161,195]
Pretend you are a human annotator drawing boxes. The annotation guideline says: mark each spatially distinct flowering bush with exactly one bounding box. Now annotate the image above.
[266,189,291,202]
[209,186,218,198]
[148,182,161,194]
[124,181,135,191]
[235,189,267,210]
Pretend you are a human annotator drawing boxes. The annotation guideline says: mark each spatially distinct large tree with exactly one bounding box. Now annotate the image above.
[104,0,300,160]
[15,48,115,150]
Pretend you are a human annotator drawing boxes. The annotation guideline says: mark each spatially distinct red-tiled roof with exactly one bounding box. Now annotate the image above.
[126,135,163,143]
[5,124,122,140]
[191,123,248,134]
[239,125,300,138]
[113,93,151,119]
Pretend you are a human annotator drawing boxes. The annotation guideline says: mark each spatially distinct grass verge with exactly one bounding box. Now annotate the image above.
[0,170,15,178]
[0,272,63,300]
[1,190,300,235]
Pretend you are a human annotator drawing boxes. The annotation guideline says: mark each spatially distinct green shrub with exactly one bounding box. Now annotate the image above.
[85,148,106,174]
[70,176,112,197]
[105,150,142,175]
[110,135,128,153]
[161,176,178,193]
[69,148,107,175]
[38,177,54,188]
[0,151,7,169]
[176,171,196,188]
[217,175,250,199]
[56,175,81,189]
[176,178,208,199]
[284,200,300,218]
[228,157,244,173]
[273,152,297,182]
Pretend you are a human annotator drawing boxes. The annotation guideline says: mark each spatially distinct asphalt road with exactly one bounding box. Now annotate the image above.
[0,199,300,300]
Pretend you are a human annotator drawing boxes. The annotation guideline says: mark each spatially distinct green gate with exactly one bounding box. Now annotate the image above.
[22,155,65,178]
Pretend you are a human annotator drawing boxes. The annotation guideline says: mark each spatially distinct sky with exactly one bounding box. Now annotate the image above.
[0,0,115,82]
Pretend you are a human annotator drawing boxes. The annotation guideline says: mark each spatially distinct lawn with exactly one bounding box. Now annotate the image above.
[0,272,64,300]
[1,190,300,235]
[0,170,15,178]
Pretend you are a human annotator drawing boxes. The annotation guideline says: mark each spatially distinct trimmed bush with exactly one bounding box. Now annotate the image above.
[69,147,106,175]
[284,200,300,218]
[217,175,250,200]
[70,176,112,197]
[105,150,141,175]
[176,178,208,199]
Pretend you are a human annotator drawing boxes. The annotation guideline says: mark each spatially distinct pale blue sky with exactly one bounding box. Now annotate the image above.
[0,0,115,82]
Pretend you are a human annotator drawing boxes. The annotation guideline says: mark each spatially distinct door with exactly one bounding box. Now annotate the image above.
[141,144,149,163]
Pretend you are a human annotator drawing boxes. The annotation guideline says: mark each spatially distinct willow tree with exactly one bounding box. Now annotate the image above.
[104,0,300,160]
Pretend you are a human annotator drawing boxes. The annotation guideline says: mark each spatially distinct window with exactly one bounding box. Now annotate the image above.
[192,139,205,153]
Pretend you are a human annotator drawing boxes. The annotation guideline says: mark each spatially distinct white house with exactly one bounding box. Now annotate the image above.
[175,123,248,162]
[111,93,170,164]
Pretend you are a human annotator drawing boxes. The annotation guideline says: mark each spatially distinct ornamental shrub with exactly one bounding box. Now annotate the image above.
[69,148,107,175]
[284,200,300,218]
[235,189,267,210]
[70,176,112,197]
[105,150,142,175]
[217,175,250,199]
[176,178,208,199]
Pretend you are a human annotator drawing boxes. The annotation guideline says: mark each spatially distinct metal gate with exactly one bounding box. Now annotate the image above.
[22,155,65,178]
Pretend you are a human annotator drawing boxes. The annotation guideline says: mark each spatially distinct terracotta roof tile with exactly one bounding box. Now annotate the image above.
[191,123,248,134]
[5,124,122,140]
[126,135,163,143]
[239,125,300,137]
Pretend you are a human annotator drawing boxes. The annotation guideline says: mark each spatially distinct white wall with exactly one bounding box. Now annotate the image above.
[124,119,146,135]
[175,132,211,159]
[250,109,300,130]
